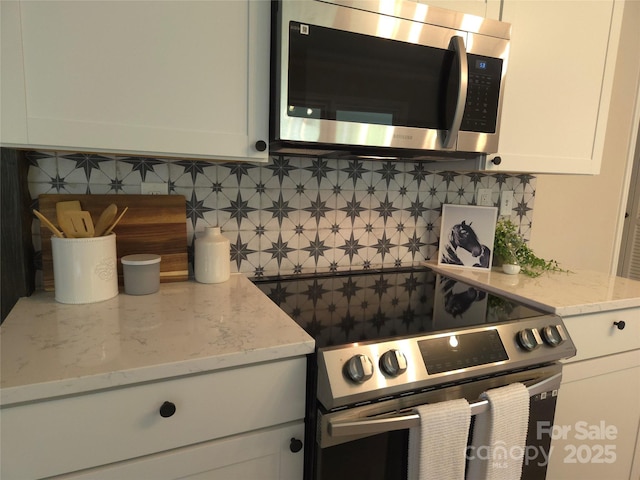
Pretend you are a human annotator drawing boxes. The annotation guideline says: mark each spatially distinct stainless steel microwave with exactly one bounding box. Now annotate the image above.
[270,0,511,160]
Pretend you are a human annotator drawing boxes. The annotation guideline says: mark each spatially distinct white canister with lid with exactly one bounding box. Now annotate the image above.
[194,226,231,284]
[121,254,162,295]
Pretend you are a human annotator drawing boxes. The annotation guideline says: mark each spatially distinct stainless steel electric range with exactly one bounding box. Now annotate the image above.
[253,266,576,480]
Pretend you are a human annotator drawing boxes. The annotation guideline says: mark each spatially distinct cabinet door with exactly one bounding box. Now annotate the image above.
[483,0,623,174]
[547,351,640,479]
[57,422,305,480]
[415,0,501,20]
[0,0,28,144]
[16,0,269,162]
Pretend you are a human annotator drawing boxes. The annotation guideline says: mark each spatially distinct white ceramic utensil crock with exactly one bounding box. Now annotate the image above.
[51,233,118,304]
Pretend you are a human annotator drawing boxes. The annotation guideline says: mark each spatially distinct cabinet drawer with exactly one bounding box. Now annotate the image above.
[57,422,305,480]
[562,308,640,362]
[0,358,306,479]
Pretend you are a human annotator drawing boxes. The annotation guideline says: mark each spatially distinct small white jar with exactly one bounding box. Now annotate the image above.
[194,226,231,284]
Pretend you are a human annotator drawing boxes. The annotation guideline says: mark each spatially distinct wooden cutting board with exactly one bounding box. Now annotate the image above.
[38,194,188,291]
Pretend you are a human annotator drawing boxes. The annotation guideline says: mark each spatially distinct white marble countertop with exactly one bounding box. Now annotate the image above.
[426,261,640,316]
[0,274,315,407]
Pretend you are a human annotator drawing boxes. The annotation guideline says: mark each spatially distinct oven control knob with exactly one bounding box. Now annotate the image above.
[380,349,408,377]
[517,328,542,351]
[344,354,374,384]
[542,325,566,347]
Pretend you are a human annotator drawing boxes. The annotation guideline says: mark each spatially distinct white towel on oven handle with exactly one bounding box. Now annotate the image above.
[408,398,471,480]
[466,382,530,480]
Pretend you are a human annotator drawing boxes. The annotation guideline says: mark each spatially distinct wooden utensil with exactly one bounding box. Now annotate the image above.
[55,200,81,227]
[93,203,118,237]
[102,206,129,236]
[33,209,64,238]
[57,212,78,238]
[64,211,95,238]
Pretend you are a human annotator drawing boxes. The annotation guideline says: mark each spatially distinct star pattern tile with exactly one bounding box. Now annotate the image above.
[263,233,296,268]
[186,190,215,229]
[230,232,258,271]
[173,160,209,184]
[26,151,538,281]
[220,191,258,229]
[120,157,164,182]
[60,153,113,181]
[301,232,332,264]
[264,192,296,227]
[266,156,297,185]
[303,192,333,226]
[375,161,402,188]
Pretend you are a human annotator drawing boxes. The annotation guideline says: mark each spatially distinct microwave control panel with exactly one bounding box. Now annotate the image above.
[462,54,503,134]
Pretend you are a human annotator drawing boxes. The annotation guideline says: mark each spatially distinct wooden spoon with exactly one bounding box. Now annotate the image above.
[102,206,129,236]
[94,203,117,237]
[33,209,64,238]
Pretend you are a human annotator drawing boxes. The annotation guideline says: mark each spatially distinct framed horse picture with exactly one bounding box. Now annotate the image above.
[438,204,498,270]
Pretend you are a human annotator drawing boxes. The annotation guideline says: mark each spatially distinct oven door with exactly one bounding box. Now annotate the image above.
[314,364,562,480]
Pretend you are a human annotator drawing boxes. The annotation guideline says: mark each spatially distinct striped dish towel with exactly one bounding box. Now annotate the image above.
[408,398,471,480]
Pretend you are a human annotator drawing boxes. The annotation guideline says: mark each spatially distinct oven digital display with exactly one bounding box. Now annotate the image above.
[418,330,508,374]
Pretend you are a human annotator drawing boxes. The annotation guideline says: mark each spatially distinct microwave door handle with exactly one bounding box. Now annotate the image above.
[442,35,468,149]
[327,373,562,438]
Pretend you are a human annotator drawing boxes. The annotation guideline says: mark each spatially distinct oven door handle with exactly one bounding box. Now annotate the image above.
[328,373,562,438]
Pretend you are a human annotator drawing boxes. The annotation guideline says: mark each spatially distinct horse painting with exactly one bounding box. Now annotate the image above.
[440,220,491,268]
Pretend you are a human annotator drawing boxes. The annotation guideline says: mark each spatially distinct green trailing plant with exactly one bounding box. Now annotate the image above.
[493,219,569,277]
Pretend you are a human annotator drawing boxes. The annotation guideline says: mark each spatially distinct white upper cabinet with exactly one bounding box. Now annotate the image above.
[416,0,501,20]
[482,0,624,174]
[0,1,269,162]
[0,1,28,144]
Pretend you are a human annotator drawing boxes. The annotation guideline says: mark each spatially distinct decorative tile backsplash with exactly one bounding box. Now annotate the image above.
[27,151,536,282]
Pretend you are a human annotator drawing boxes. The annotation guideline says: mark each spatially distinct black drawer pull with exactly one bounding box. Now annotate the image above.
[613,321,626,330]
[255,140,267,152]
[289,438,303,453]
[159,401,176,418]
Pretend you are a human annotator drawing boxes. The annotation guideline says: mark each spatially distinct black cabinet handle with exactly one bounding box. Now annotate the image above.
[491,156,502,165]
[289,438,303,453]
[613,321,626,330]
[255,140,267,152]
[159,401,176,418]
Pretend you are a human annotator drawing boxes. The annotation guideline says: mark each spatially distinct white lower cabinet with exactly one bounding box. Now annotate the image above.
[547,308,640,479]
[0,358,307,480]
[55,422,305,480]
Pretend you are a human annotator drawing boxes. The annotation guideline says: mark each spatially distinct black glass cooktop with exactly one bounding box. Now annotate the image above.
[253,267,545,349]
